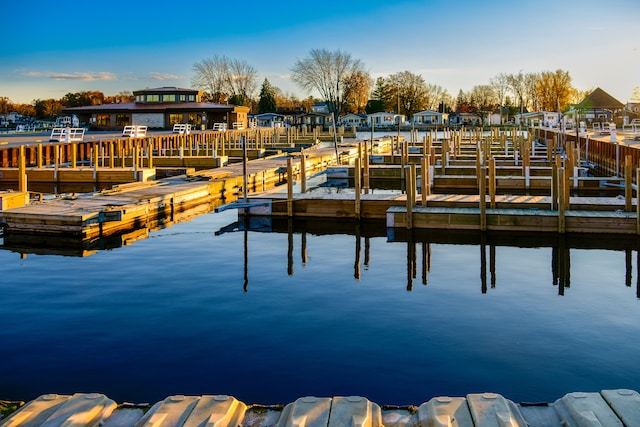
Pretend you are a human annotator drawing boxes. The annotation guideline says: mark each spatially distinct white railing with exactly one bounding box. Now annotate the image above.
[122,125,148,137]
[232,122,245,130]
[172,124,191,134]
[212,123,227,131]
[49,127,85,142]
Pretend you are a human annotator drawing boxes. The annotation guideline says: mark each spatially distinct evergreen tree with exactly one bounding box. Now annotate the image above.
[258,78,277,113]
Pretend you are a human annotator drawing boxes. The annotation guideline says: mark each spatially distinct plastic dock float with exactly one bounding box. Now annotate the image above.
[418,396,474,427]
[328,396,382,427]
[0,393,115,427]
[135,395,246,427]
[277,396,332,427]
[466,393,527,427]
[601,389,640,427]
[554,392,623,427]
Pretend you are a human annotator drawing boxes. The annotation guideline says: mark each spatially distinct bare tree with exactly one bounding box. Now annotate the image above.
[291,48,366,118]
[424,83,450,112]
[227,58,258,106]
[384,71,429,117]
[490,73,510,124]
[191,56,230,103]
[468,85,498,124]
[507,71,526,115]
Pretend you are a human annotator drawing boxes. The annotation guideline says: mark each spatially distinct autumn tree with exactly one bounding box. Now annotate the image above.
[291,48,366,119]
[383,71,428,117]
[104,91,134,104]
[424,83,450,112]
[33,99,60,118]
[342,70,372,114]
[535,69,573,111]
[258,78,277,113]
[0,97,11,114]
[63,91,105,107]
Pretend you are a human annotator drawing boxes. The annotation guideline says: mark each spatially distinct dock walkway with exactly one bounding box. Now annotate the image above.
[1,389,639,427]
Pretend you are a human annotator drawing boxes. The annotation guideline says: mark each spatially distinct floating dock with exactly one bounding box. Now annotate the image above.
[2,389,639,427]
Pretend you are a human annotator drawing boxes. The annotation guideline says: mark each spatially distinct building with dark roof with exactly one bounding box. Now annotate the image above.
[62,87,250,130]
[575,87,624,124]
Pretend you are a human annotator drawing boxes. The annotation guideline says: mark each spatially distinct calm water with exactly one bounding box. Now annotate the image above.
[1,209,640,406]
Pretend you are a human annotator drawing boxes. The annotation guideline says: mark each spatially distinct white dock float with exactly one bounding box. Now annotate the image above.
[0,393,115,427]
[466,393,527,427]
[276,396,332,427]
[554,392,623,427]
[601,389,640,427]
[418,396,474,427]
[327,396,382,427]
[4,390,640,427]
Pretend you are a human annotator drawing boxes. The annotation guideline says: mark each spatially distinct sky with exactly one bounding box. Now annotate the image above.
[1,0,638,105]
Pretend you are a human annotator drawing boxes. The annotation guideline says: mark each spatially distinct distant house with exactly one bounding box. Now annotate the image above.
[575,87,624,125]
[311,102,330,114]
[339,113,367,127]
[449,112,481,126]
[367,112,405,127]
[411,110,448,125]
[515,111,560,127]
[62,87,250,130]
[252,112,290,128]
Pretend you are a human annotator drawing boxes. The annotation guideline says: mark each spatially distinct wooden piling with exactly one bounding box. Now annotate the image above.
[18,145,27,192]
[287,157,293,217]
[625,155,632,212]
[354,158,361,219]
[300,154,307,193]
[421,156,428,207]
[479,166,486,231]
[489,157,496,208]
[558,167,565,233]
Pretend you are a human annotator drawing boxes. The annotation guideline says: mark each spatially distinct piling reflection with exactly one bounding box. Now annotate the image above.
[231,218,640,297]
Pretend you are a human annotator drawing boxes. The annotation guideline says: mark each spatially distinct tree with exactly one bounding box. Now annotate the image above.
[506,71,526,115]
[226,58,258,106]
[366,77,386,114]
[424,84,450,112]
[535,69,573,111]
[33,99,59,118]
[490,73,509,124]
[63,91,104,107]
[258,78,277,113]
[342,70,372,114]
[383,71,429,117]
[192,56,231,103]
[468,85,498,125]
[291,48,366,119]
[0,97,11,115]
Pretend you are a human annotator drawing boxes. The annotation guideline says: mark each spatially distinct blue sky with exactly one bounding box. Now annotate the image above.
[2,0,638,104]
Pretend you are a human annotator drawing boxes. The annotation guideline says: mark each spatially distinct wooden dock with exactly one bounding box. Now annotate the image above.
[0,145,346,241]
[2,389,639,427]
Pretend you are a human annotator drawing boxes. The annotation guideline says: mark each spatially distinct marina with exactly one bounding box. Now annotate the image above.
[2,126,640,426]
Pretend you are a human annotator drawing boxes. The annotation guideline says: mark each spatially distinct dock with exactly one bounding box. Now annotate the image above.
[1,389,639,427]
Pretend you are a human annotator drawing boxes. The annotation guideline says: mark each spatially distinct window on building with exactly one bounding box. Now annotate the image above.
[162,94,176,103]
[115,114,129,126]
[179,95,186,102]
[135,95,144,102]
[96,114,110,126]
[146,95,160,103]
[169,114,183,124]
[188,95,196,102]
[188,113,202,125]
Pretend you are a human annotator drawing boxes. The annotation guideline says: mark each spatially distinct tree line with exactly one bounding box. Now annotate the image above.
[2,48,595,121]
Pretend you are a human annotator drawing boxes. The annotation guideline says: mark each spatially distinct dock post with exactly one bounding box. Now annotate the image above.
[489,157,496,208]
[300,153,307,193]
[71,143,77,168]
[287,157,293,217]
[109,142,115,168]
[625,155,632,212]
[558,167,565,233]
[636,168,640,234]
[354,158,361,219]
[405,164,414,229]
[479,165,486,231]
[37,144,43,169]
[18,145,27,193]
[363,143,370,194]
[147,138,153,169]
[54,144,59,180]
[421,156,429,207]
[93,145,99,181]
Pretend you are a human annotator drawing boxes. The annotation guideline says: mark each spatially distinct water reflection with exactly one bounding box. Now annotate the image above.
[224,217,640,297]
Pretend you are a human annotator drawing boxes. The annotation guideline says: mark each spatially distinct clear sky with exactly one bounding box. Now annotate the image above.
[1,0,638,105]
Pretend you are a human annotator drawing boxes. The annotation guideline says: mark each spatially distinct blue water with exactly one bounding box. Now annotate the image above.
[1,210,639,406]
